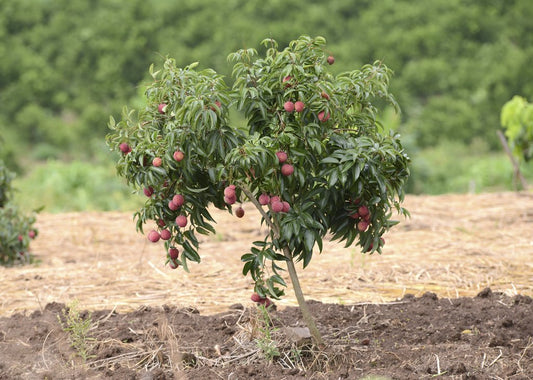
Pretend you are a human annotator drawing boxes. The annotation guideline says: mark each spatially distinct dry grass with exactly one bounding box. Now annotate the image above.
[1,192,532,317]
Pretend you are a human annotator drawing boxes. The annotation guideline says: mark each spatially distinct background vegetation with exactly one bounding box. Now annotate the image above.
[1,0,532,212]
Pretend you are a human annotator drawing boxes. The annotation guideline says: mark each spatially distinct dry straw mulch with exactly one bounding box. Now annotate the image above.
[1,192,532,316]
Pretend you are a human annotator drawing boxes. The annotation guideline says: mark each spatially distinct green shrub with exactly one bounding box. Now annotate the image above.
[0,161,39,265]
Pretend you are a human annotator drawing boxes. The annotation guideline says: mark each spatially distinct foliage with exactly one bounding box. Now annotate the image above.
[501,95,533,163]
[0,161,38,265]
[106,36,409,303]
[58,300,95,362]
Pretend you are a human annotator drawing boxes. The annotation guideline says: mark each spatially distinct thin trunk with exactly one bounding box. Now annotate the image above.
[241,188,324,346]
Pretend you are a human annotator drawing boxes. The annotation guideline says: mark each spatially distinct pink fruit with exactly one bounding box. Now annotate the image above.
[18,235,23,242]
[258,193,271,205]
[176,215,187,228]
[152,157,162,167]
[281,164,294,176]
[172,194,185,207]
[235,206,245,218]
[357,220,369,232]
[251,293,262,302]
[168,200,179,211]
[28,230,36,239]
[119,143,131,154]
[173,150,185,162]
[283,75,292,87]
[270,195,281,204]
[143,186,154,197]
[276,151,288,163]
[321,91,330,100]
[282,201,291,213]
[215,100,222,108]
[169,248,180,260]
[224,186,236,198]
[284,101,295,113]
[169,259,179,269]
[358,205,370,217]
[147,230,160,243]
[157,219,166,227]
[224,194,236,205]
[271,201,284,213]
[160,229,171,240]
[294,101,305,113]
[158,103,167,114]
[327,55,335,65]
[318,111,330,122]
[349,212,360,219]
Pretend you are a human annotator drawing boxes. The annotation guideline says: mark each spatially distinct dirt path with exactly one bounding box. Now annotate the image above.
[1,192,532,317]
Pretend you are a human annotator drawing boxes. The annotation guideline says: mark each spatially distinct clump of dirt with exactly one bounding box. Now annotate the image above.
[1,289,531,379]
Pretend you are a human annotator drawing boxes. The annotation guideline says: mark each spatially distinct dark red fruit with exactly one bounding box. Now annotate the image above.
[169,259,179,269]
[327,55,335,65]
[318,111,330,122]
[251,293,262,302]
[143,186,154,197]
[235,206,245,218]
[358,205,370,217]
[357,220,369,232]
[169,248,180,260]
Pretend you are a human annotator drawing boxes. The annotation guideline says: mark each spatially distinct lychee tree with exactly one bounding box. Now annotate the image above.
[106,36,410,345]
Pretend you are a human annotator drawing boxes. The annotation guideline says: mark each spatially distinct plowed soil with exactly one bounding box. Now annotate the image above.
[0,192,532,379]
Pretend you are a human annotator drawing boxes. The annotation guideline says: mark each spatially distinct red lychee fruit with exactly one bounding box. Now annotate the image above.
[282,75,292,87]
[271,201,284,213]
[119,143,131,154]
[18,235,23,242]
[160,229,171,240]
[215,100,222,108]
[357,220,369,232]
[281,164,294,176]
[172,194,185,207]
[321,91,330,100]
[176,215,188,228]
[318,111,330,122]
[284,101,295,113]
[282,201,291,213]
[152,157,162,167]
[358,205,370,217]
[143,186,154,197]
[224,194,236,205]
[276,151,288,163]
[28,230,36,239]
[349,212,360,219]
[327,55,335,65]
[157,219,166,228]
[251,293,262,302]
[270,195,281,204]
[169,259,179,269]
[258,193,271,205]
[235,206,245,218]
[224,186,236,198]
[158,103,167,114]
[294,101,305,113]
[147,230,160,243]
[173,150,185,162]
[168,200,179,211]
[169,247,180,260]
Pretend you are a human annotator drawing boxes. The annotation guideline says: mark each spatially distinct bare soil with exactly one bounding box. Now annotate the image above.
[0,192,532,379]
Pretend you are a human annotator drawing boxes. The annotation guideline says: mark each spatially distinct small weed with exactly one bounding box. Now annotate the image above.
[58,300,95,362]
[254,305,280,361]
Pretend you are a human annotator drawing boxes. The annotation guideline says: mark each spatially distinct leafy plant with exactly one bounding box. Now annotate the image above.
[0,160,39,265]
[254,305,281,362]
[58,300,95,362]
[501,95,533,163]
[106,35,410,345]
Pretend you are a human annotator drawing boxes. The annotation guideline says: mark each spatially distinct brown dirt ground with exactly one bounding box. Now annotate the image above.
[0,192,532,379]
